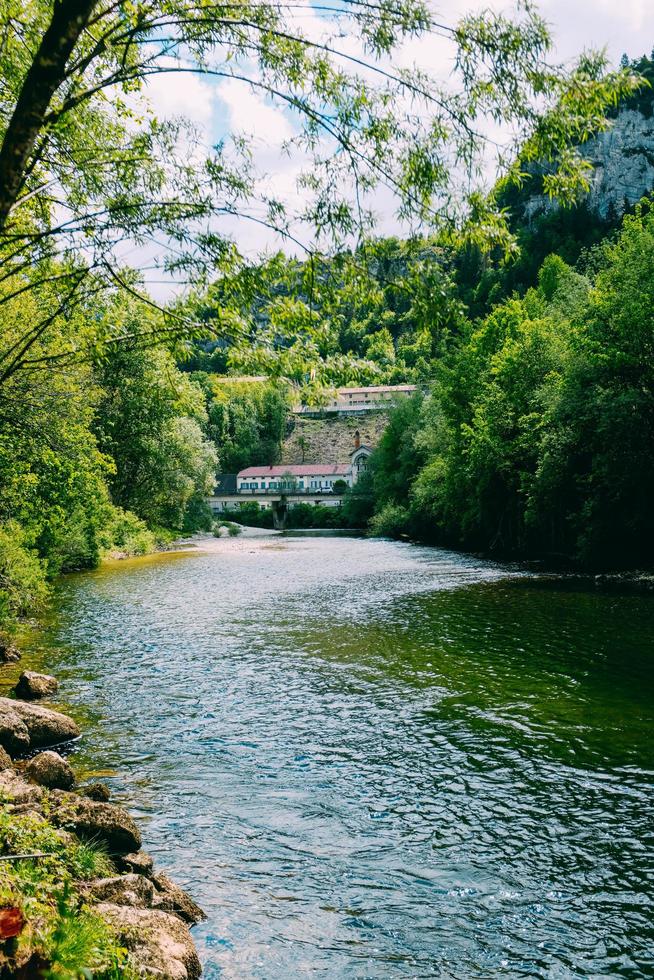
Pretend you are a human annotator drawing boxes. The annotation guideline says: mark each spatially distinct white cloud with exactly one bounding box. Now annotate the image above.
[543,0,648,43]
[145,56,215,132]
[218,78,294,146]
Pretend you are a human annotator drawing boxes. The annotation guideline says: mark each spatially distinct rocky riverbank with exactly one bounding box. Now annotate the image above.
[0,655,204,978]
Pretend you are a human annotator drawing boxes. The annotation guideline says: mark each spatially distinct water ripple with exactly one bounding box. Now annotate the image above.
[14,534,654,978]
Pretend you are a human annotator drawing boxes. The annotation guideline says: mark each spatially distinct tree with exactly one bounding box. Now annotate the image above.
[0,272,116,573]
[0,0,641,390]
[531,206,654,564]
[366,391,425,536]
[363,204,654,567]
[93,320,218,530]
[201,378,288,472]
[297,436,309,464]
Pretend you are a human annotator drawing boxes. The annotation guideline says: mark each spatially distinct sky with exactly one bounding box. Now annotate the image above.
[141,0,654,295]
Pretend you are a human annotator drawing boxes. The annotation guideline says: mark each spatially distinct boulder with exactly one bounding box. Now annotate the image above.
[96,904,201,980]
[0,768,44,806]
[50,794,142,854]
[0,705,30,755]
[15,671,58,700]
[79,781,111,802]
[83,873,155,909]
[24,751,75,790]
[0,697,79,753]
[0,634,20,664]
[0,745,14,770]
[116,851,154,877]
[152,871,206,925]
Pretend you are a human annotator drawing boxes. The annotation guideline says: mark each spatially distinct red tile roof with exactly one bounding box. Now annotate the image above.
[238,464,350,478]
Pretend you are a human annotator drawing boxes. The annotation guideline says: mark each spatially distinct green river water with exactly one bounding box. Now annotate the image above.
[5,531,653,978]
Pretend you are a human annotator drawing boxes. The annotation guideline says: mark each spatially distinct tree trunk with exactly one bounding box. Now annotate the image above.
[0,0,98,233]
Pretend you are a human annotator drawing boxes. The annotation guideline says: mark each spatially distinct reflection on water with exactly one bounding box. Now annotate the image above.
[12,535,654,978]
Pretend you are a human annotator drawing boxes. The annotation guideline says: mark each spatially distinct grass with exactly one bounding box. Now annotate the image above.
[212,520,243,537]
[0,809,137,978]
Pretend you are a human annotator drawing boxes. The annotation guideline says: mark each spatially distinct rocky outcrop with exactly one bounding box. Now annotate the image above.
[0,661,205,978]
[79,780,111,801]
[0,703,29,755]
[117,850,155,876]
[0,697,79,754]
[50,794,142,854]
[82,870,205,927]
[523,107,654,224]
[0,769,140,853]
[96,904,202,980]
[282,414,388,466]
[83,873,156,909]
[24,750,75,790]
[0,761,204,977]
[15,670,58,700]
[0,765,44,805]
[152,871,206,925]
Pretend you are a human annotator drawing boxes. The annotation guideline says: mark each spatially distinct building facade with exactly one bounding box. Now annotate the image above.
[236,463,351,493]
[293,383,417,415]
[209,437,373,513]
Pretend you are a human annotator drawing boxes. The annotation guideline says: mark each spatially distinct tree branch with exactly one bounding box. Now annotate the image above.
[0,0,99,232]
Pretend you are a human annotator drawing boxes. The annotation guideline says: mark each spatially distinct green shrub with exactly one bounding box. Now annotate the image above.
[67,840,114,882]
[99,507,157,557]
[228,502,274,528]
[182,494,214,533]
[42,889,132,980]
[213,519,243,537]
[0,521,49,629]
[341,477,375,529]
[369,502,411,538]
[286,503,346,529]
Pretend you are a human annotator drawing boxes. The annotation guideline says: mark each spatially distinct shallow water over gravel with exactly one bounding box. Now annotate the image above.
[14,533,654,978]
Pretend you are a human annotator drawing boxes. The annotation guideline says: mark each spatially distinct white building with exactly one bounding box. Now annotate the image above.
[209,436,373,513]
[294,383,417,415]
[237,463,351,493]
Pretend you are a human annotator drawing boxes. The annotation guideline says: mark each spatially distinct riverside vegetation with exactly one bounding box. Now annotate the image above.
[356,201,654,567]
[0,0,649,974]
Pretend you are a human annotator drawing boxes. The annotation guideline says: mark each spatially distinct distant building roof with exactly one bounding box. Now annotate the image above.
[214,375,268,383]
[238,464,350,478]
[337,385,417,394]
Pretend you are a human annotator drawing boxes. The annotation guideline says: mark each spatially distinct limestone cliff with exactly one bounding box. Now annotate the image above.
[523,99,654,223]
[525,106,654,222]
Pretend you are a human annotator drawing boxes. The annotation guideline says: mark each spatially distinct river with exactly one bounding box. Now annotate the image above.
[7,531,654,978]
